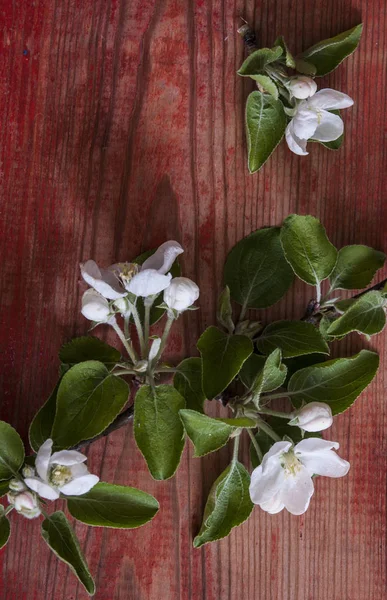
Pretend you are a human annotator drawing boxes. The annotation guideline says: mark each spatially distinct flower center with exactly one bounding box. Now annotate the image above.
[115,262,139,285]
[280,450,302,478]
[50,465,73,487]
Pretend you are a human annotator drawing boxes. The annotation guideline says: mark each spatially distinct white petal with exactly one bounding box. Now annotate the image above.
[249,461,286,505]
[308,89,354,110]
[50,450,88,466]
[163,277,200,312]
[81,289,111,323]
[59,474,99,496]
[126,270,172,297]
[24,477,60,500]
[35,439,53,481]
[69,463,89,478]
[311,110,344,142]
[292,107,318,139]
[148,337,161,362]
[259,492,285,514]
[261,441,292,468]
[80,260,126,300]
[281,466,314,515]
[141,241,183,274]
[285,122,309,156]
[295,438,350,478]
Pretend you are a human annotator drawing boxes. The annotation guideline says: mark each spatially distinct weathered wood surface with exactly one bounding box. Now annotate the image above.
[0,0,386,598]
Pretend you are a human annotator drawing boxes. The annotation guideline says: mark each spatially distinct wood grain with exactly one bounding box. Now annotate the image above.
[0,0,386,598]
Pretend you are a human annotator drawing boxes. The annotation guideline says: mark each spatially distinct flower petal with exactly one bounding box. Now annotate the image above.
[308,89,354,110]
[59,475,100,496]
[311,110,344,142]
[35,439,53,481]
[281,466,314,515]
[50,450,88,466]
[249,461,286,505]
[285,122,309,156]
[81,289,111,323]
[261,441,292,469]
[141,241,183,275]
[80,260,126,300]
[126,270,172,297]
[259,492,285,514]
[24,477,60,500]
[295,438,350,478]
[292,107,318,140]
[69,463,89,478]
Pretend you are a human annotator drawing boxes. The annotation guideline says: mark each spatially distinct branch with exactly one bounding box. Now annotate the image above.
[70,405,134,452]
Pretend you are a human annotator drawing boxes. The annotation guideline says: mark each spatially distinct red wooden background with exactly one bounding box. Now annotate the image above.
[1,0,386,598]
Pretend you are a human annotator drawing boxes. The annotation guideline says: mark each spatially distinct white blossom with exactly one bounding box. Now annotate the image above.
[288,76,317,99]
[164,277,200,312]
[249,438,350,515]
[7,489,41,519]
[81,289,114,323]
[289,402,333,432]
[25,439,99,500]
[126,241,183,298]
[285,88,354,156]
[80,260,126,300]
[148,337,161,362]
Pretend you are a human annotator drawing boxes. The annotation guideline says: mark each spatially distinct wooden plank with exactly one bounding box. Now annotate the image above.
[0,0,386,598]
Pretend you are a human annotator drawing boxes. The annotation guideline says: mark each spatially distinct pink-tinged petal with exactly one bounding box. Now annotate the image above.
[80,260,126,300]
[50,450,87,466]
[308,89,354,110]
[24,477,60,500]
[292,107,318,139]
[126,270,172,297]
[311,110,344,142]
[259,492,285,514]
[59,475,99,496]
[281,466,314,515]
[295,438,350,478]
[249,461,286,505]
[35,439,53,481]
[285,122,309,156]
[141,241,183,274]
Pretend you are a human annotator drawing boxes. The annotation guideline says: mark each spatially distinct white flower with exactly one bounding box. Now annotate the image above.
[7,490,41,519]
[285,89,354,156]
[80,260,126,300]
[126,241,183,298]
[164,277,200,312]
[288,76,317,99]
[289,402,333,432]
[249,438,350,515]
[81,289,114,323]
[25,439,99,500]
[148,337,161,362]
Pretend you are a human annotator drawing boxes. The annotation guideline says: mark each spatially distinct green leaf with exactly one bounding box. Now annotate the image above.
[238,46,283,76]
[274,36,296,68]
[41,511,95,596]
[0,421,25,480]
[59,336,121,368]
[0,513,10,549]
[217,286,235,333]
[194,460,253,547]
[239,354,265,389]
[245,91,287,173]
[288,350,379,414]
[251,75,279,99]
[173,358,206,413]
[300,24,363,76]
[329,245,386,290]
[134,385,185,480]
[0,479,10,497]
[327,291,386,339]
[197,327,253,399]
[250,349,287,406]
[224,227,294,309]
[52,361,129,448]
[294,58,317,75]
[67,482,159,528]
[179,410,255,457]
[280,214,337,285]
[257,320,329,358]
[284,353,326,382]
[29,381,60,452]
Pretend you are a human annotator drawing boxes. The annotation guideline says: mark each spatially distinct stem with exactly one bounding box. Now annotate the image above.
[152,315,174,365]
[111,321,138,364]
[247,429,263,463]
[124,313,131,341]
[256,417,281,442]
[258,407,291,419]
[262,390,292,402]
[155,366,178,373]
[144,297,155,354]
[113,369,137,376]
[315,282,321,304]
[4,505,14,516]
[70,405,134,451]
[130,303,146,357]
[232,434,240,463]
